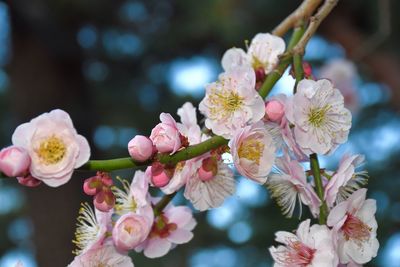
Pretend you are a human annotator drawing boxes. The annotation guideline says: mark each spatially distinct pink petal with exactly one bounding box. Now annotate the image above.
[144,238,172,258]
[167,229,193,244]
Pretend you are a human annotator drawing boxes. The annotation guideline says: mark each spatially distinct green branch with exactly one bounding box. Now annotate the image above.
[310,153,328,224]
[79,135,228,172]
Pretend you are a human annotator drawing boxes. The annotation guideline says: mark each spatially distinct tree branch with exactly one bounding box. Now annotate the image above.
[272,0,322,37]
[293,0,339,55]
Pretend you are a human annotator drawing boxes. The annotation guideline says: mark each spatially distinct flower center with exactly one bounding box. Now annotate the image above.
[209,87,244,119]
[150,214,177,239]
[278,240,316,266]
[37,135,66,165]
[238,138,265,165]
[342,213,371,242]
[308,106,329,128]
[252,55,266,70]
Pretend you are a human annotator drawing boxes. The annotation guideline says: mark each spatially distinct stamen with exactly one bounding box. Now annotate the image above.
[208,84,244,119]
[308,105,330,128]
[36,135,66,165]
[72,202,100,255]
[342,213,371,242]
[275,238,316,266]
[112,177,137,215]
[238,138,264,164]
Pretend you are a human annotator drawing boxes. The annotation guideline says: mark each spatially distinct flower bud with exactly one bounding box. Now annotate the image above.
[150,113,182,154]
[0,146,31,177]
[83,177,101,196]
[151,162,171,187]
[112,213,151,251]
[265,100,284,122]
[198,157,218,182]
[17,174,41,187]
[128,135,154,162]
[94,188,115,212]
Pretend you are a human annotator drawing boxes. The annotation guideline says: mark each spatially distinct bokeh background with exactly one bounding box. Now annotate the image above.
[0,0,399,266]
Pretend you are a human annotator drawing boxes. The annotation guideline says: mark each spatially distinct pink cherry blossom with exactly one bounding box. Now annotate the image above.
[184,157,235,211]
[150,113,182,154]
[229,122,275,183]
[113,212,153,251]
[199,66,265,139]
[324,154,367,208]
[68,244,134,267]
[327,189,379,265]
[266,154,321,218]
[222,33,285,75]
[286,79,352,155]
[11,109,90,187]
[72,203,112,255]
[263,94,308,162]
[0,146,30,177]
[269,219,338,267]
[177,102,203,145]
[136,203,196,258]
[128,135,154,162]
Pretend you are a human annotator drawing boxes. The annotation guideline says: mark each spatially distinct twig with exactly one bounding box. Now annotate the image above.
[310,153,329,224]
[293,0,339,55]
[272,0,322,37]
[154,192,177,216]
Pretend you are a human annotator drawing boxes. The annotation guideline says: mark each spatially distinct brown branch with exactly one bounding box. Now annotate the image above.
[293,0,339,55]
[272,0,322,37]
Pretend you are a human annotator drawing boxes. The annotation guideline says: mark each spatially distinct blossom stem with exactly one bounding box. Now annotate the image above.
[154,192,177,216]
[79,135,228,172]
[310,153,328,224]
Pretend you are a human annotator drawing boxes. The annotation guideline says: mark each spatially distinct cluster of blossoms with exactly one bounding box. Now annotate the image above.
[0,31,379,267]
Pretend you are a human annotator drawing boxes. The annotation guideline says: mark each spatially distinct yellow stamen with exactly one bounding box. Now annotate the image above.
[36,135,66,165]
[208,84,244,119]
[238,138,264,164]
[308,105,330,128]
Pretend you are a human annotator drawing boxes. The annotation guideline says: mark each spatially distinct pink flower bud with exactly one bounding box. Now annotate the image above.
[150,113,182,154]
[112,213,151,251]
[0,146,31,177]
[265,100,284,122]
[198,157,218,182]
[94,189,115,212]
[17,175,42,187]
[99,171,113,187]
[128,135,154,162]
[151,162,171,187]
[83,177,101,196]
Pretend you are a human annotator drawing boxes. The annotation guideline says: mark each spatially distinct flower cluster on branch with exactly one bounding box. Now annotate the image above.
[0,0,380,266]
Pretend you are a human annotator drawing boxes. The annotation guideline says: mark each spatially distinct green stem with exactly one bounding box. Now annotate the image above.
[292,24,305,93]
[258,25,305,99]
[154,192,177,216]
[310,153,328,224]
[79,135,228,172]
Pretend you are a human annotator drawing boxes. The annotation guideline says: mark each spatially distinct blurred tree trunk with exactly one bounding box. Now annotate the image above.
[8,4,95,266]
